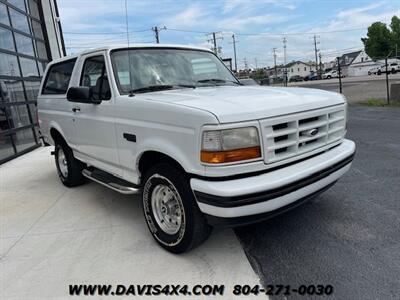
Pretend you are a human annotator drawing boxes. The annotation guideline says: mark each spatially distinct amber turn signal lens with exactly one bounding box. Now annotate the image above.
[201,146,261,163]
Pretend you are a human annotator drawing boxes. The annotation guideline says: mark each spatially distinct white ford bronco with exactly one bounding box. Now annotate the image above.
[38,44,355,253]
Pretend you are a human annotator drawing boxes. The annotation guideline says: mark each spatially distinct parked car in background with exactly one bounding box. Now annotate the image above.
[368,65,383,75]
[38,44,355,253]
[323,70,338,79]
[289,75,303,82]
[376,63,400,75]
[239,77,259,85]
[303,72,319,81]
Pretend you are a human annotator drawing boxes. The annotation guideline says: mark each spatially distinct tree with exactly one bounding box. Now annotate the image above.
[390,16,400,56]
[362,22,392,58]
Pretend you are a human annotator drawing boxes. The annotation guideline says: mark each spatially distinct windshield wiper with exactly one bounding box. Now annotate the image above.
[129,84,196,95]
[197,79,242,85]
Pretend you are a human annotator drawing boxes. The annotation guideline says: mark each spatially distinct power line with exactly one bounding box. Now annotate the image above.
[164,28,210,34]
[235,27,367,36]
[63,29,151,35]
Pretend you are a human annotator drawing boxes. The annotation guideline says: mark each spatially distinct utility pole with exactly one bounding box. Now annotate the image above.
[272,48,277,79]
[243,58,248,70]
[152,26,166,43]
[283,37,287,86]
[207,32,223,55]
[254,58,258,69]
[337,57,342,94]
[232,34,238,72]
[313,34,320,76]
[153,26,160,43]
[319,52,323,76]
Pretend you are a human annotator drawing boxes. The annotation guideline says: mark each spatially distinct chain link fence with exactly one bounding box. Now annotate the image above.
[240,55,400,104]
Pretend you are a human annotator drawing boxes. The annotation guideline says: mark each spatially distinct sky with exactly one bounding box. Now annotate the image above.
[57,0,400,69]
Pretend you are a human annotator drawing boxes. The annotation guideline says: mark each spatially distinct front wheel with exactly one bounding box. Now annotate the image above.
[142,163,212,253]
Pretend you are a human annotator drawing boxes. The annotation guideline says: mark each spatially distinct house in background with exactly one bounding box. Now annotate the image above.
[346,50,377,76]
[284,61,317,80]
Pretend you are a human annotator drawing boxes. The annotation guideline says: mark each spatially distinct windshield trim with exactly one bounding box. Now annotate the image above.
[109,47,240,95]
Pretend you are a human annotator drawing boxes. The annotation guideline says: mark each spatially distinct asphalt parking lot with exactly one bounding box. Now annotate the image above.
[287,74,400,103]
[236,106,400,299]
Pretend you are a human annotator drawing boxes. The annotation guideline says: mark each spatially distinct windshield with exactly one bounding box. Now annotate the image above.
[111,48,239,94]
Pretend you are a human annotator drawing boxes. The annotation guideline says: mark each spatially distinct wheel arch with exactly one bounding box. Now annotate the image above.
[50,127,67,145]
[137,150,187,179]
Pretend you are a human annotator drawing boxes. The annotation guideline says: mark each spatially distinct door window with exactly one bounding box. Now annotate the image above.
[80,55,111,100]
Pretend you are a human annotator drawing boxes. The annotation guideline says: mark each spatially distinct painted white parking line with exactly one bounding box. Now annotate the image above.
[0,148,264,299]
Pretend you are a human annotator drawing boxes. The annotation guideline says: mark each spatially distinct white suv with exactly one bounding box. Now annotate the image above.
[38,45,355,253]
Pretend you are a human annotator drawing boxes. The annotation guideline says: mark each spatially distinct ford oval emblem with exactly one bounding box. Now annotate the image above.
[309,128,318,136]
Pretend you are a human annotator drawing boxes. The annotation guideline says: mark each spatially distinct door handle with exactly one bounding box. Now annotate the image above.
[72,107,81,112]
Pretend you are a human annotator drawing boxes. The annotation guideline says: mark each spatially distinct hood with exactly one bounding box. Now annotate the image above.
[140,86,345,123]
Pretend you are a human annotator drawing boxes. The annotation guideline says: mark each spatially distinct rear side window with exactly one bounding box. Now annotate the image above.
[42,58,77,94]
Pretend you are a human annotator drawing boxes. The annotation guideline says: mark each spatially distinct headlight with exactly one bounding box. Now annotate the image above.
[201,126,261,164]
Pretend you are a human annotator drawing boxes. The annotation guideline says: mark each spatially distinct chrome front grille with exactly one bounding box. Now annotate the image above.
[260,105,346,164]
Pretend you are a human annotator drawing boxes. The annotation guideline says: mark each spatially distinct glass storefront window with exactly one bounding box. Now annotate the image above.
[0,80,25,102]
[15,32,34,56]
[0,53,21,76]
[13,127,35,152]
[24,80,40,100]
[19,56,38,77]
[35,40,47,59]
[7,104,31,128]
[31,19,43,39]
[1,0,49,162]
[0,27,15,51]
[8,0,27,12]
[0,3,10,26]
[29,102,37,124]
[0,133,16,160]
[28,0,39,20]
[9,8,30,33]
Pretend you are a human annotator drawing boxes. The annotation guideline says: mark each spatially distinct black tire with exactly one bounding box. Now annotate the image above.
[327,75,331,79]
[391,69,396,74]
[54,140,86,187]
[142,163,212,253]
[377,69,382,75]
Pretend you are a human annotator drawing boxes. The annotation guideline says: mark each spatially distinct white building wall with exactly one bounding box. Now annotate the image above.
[40,0,65,60]
[348,50,382,76]
[287,62,316,79]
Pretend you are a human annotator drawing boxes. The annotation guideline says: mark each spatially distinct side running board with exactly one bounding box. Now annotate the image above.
[82,169,140,195]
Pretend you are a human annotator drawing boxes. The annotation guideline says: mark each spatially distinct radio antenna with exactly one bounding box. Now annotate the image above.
[124,0,134,96]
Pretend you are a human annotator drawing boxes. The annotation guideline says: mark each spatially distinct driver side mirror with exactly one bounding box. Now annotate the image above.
[67,86,101,104]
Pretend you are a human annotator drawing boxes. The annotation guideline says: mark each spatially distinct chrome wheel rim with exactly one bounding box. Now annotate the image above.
[151,184,182,235]
[57,149,68,178]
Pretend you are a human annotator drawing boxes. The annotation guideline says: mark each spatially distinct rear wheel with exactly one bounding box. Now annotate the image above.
[142,163,212,253]
[54,140,86,187]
